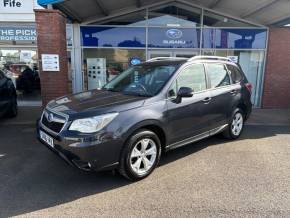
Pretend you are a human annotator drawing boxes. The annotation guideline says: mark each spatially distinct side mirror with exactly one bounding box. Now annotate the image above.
[176,87,193,103]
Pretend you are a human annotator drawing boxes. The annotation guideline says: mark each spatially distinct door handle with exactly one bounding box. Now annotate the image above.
[230,89,237,95]
[202,97,212,104]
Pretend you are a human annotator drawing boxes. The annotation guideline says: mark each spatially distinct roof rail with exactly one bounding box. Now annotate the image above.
[147,57,188,62]
[188,56,232,62]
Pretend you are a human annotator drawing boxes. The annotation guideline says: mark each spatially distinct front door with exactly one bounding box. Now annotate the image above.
[165,63,212,146]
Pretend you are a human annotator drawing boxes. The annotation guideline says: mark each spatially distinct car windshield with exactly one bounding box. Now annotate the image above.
[103,64,179,97]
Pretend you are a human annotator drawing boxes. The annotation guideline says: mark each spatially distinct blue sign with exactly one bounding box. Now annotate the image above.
[129,57,142,66]
[166,29,183,39]
[80,26,146,48]
[148,27,200,48]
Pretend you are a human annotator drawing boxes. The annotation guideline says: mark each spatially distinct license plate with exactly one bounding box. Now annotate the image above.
[40,130,54,148]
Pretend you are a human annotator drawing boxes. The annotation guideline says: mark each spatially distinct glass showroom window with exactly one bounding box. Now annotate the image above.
[82,48,146,91]
[148,3,201,27]
[80,26,146,91]
[227,50,265,106]
[0,23,41,104]
[201,49,265,106]
[0,49,41,103]
[203,10,257,27]
[89,10,147,26]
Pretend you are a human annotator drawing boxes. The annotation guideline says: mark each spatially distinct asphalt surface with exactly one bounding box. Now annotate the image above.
[0,108,290,217]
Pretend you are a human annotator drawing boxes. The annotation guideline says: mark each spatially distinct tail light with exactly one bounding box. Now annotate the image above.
[245,83,253,94]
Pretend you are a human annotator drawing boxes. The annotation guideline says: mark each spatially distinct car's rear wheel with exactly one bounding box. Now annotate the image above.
[222,109,244,139]
[119,129,161,181]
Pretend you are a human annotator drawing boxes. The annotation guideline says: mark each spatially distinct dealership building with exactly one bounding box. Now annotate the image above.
[13,0,290,108]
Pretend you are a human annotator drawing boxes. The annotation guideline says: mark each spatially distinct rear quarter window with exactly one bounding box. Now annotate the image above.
[227,64,243,83]
[206,63,231,88]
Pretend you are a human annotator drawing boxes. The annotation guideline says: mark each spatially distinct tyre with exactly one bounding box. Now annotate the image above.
[6,95,18,118]
[118,129,161,181]
[222,108,244,140]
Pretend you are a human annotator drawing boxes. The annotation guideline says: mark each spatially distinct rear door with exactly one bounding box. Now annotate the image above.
[165,63,212,145]
[205,62,234,130]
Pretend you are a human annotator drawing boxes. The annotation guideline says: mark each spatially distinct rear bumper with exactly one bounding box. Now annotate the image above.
[36,121,122,172]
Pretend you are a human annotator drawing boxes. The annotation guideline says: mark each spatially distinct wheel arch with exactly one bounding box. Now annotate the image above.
[123,120,167,152]
[236,102,249,120]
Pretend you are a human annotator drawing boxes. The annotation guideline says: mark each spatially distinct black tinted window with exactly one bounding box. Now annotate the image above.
[207,64,231,88]
[227,64,243,83]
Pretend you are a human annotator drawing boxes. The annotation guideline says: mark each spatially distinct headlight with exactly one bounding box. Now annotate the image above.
[69,113,118,133]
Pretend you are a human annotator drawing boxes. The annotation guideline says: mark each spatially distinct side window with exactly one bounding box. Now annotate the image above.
[168,64,207,98]
[207,63,231,88]
[227,64,243,83]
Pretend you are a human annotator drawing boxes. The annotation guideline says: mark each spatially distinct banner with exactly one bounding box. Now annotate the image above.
[0,26,36,41]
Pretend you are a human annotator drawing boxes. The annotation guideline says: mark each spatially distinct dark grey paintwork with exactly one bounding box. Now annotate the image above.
[0,71,17,117]
[37,59,252,172]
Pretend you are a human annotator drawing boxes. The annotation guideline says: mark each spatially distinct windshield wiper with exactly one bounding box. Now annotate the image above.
[103,87,120,92]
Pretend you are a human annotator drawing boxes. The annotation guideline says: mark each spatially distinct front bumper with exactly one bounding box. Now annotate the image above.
[36,120,122,172]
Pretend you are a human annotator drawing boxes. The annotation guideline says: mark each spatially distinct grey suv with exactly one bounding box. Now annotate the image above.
[37,56,252,180]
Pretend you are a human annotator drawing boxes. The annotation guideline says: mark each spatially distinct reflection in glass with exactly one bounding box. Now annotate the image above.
[0,49,41,103]
[203,11,256,27]
[91,10,147,26]
[203,28,267,49]
[83,48,146,90]
[80,26,146,48]
[148,4,201,27]
[103,64,179,96]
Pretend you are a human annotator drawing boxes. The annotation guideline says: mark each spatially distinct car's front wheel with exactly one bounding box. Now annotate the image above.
[119,129,161,181]
[222,109,244,139]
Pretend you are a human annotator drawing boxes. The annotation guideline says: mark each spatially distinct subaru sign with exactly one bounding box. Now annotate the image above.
[148,28,199,48]
[129,57,142,66]
[166,29,183,39]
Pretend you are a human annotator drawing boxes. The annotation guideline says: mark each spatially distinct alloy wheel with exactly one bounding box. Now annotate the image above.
[129,138,157,176]
[231,112,244,136]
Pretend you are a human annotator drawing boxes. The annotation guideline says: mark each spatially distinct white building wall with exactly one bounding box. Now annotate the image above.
[0,0,43,22]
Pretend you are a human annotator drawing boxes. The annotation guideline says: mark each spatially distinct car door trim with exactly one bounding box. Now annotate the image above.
[166,124,228,151]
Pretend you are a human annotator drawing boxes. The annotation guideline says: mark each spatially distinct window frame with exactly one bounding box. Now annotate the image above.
[225,63,244,84]
[167,63,209,99]
[204,62,233,89]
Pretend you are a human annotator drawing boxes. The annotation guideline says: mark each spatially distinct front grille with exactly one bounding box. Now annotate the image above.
[41,110,66,134]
